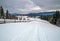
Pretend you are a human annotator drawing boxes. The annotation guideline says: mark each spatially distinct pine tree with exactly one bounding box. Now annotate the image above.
[0,7,1,17]
[6,10,9,19]
[0,6,4,18]
[51,10,59,24]
[55,10,60,19]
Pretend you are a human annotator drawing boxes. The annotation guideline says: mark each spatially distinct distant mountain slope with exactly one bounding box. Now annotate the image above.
[10,12,56,16]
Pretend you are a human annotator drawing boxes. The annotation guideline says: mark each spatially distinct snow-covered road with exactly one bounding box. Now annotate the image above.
[0,18,60,41]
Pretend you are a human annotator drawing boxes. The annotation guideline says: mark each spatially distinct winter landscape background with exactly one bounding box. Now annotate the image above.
[0,0,60,41]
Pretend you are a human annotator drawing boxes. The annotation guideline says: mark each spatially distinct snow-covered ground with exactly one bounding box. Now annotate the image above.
[0,19,16,23]
[0,18,60,41]
[0,18,33,23]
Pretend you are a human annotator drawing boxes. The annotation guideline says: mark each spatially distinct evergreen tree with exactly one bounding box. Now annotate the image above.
[0,7,1,17]
[0,6,4,18]
[55,10,60,19]
[51,10,59,24]
[6,10,9,19]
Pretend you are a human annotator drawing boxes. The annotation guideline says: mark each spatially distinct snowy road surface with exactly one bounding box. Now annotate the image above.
[0,18,60,41]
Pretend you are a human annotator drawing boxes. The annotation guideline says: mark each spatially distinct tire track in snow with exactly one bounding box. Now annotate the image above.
[38,24,48,41]
[11,24,36,41]
[26,22,41,41]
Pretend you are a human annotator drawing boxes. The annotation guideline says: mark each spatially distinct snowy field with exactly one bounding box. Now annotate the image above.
[0,19,17,23]
[0,18,60,41]
[0,18,33,23]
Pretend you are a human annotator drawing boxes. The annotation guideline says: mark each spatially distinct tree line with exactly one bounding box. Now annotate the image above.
[0,6,17,19]
[50,11,60,25]
[40,11,60,25]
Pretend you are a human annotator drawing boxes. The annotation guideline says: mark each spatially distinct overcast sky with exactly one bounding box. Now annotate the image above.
[0,0,60,14]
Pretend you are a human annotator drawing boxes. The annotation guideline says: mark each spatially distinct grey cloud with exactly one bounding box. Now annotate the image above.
[0,0,39,14]
[32,0,60,10]
[0,0,60,14]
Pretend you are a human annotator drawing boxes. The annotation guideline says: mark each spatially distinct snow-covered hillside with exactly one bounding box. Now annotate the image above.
[0,18,60,41]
